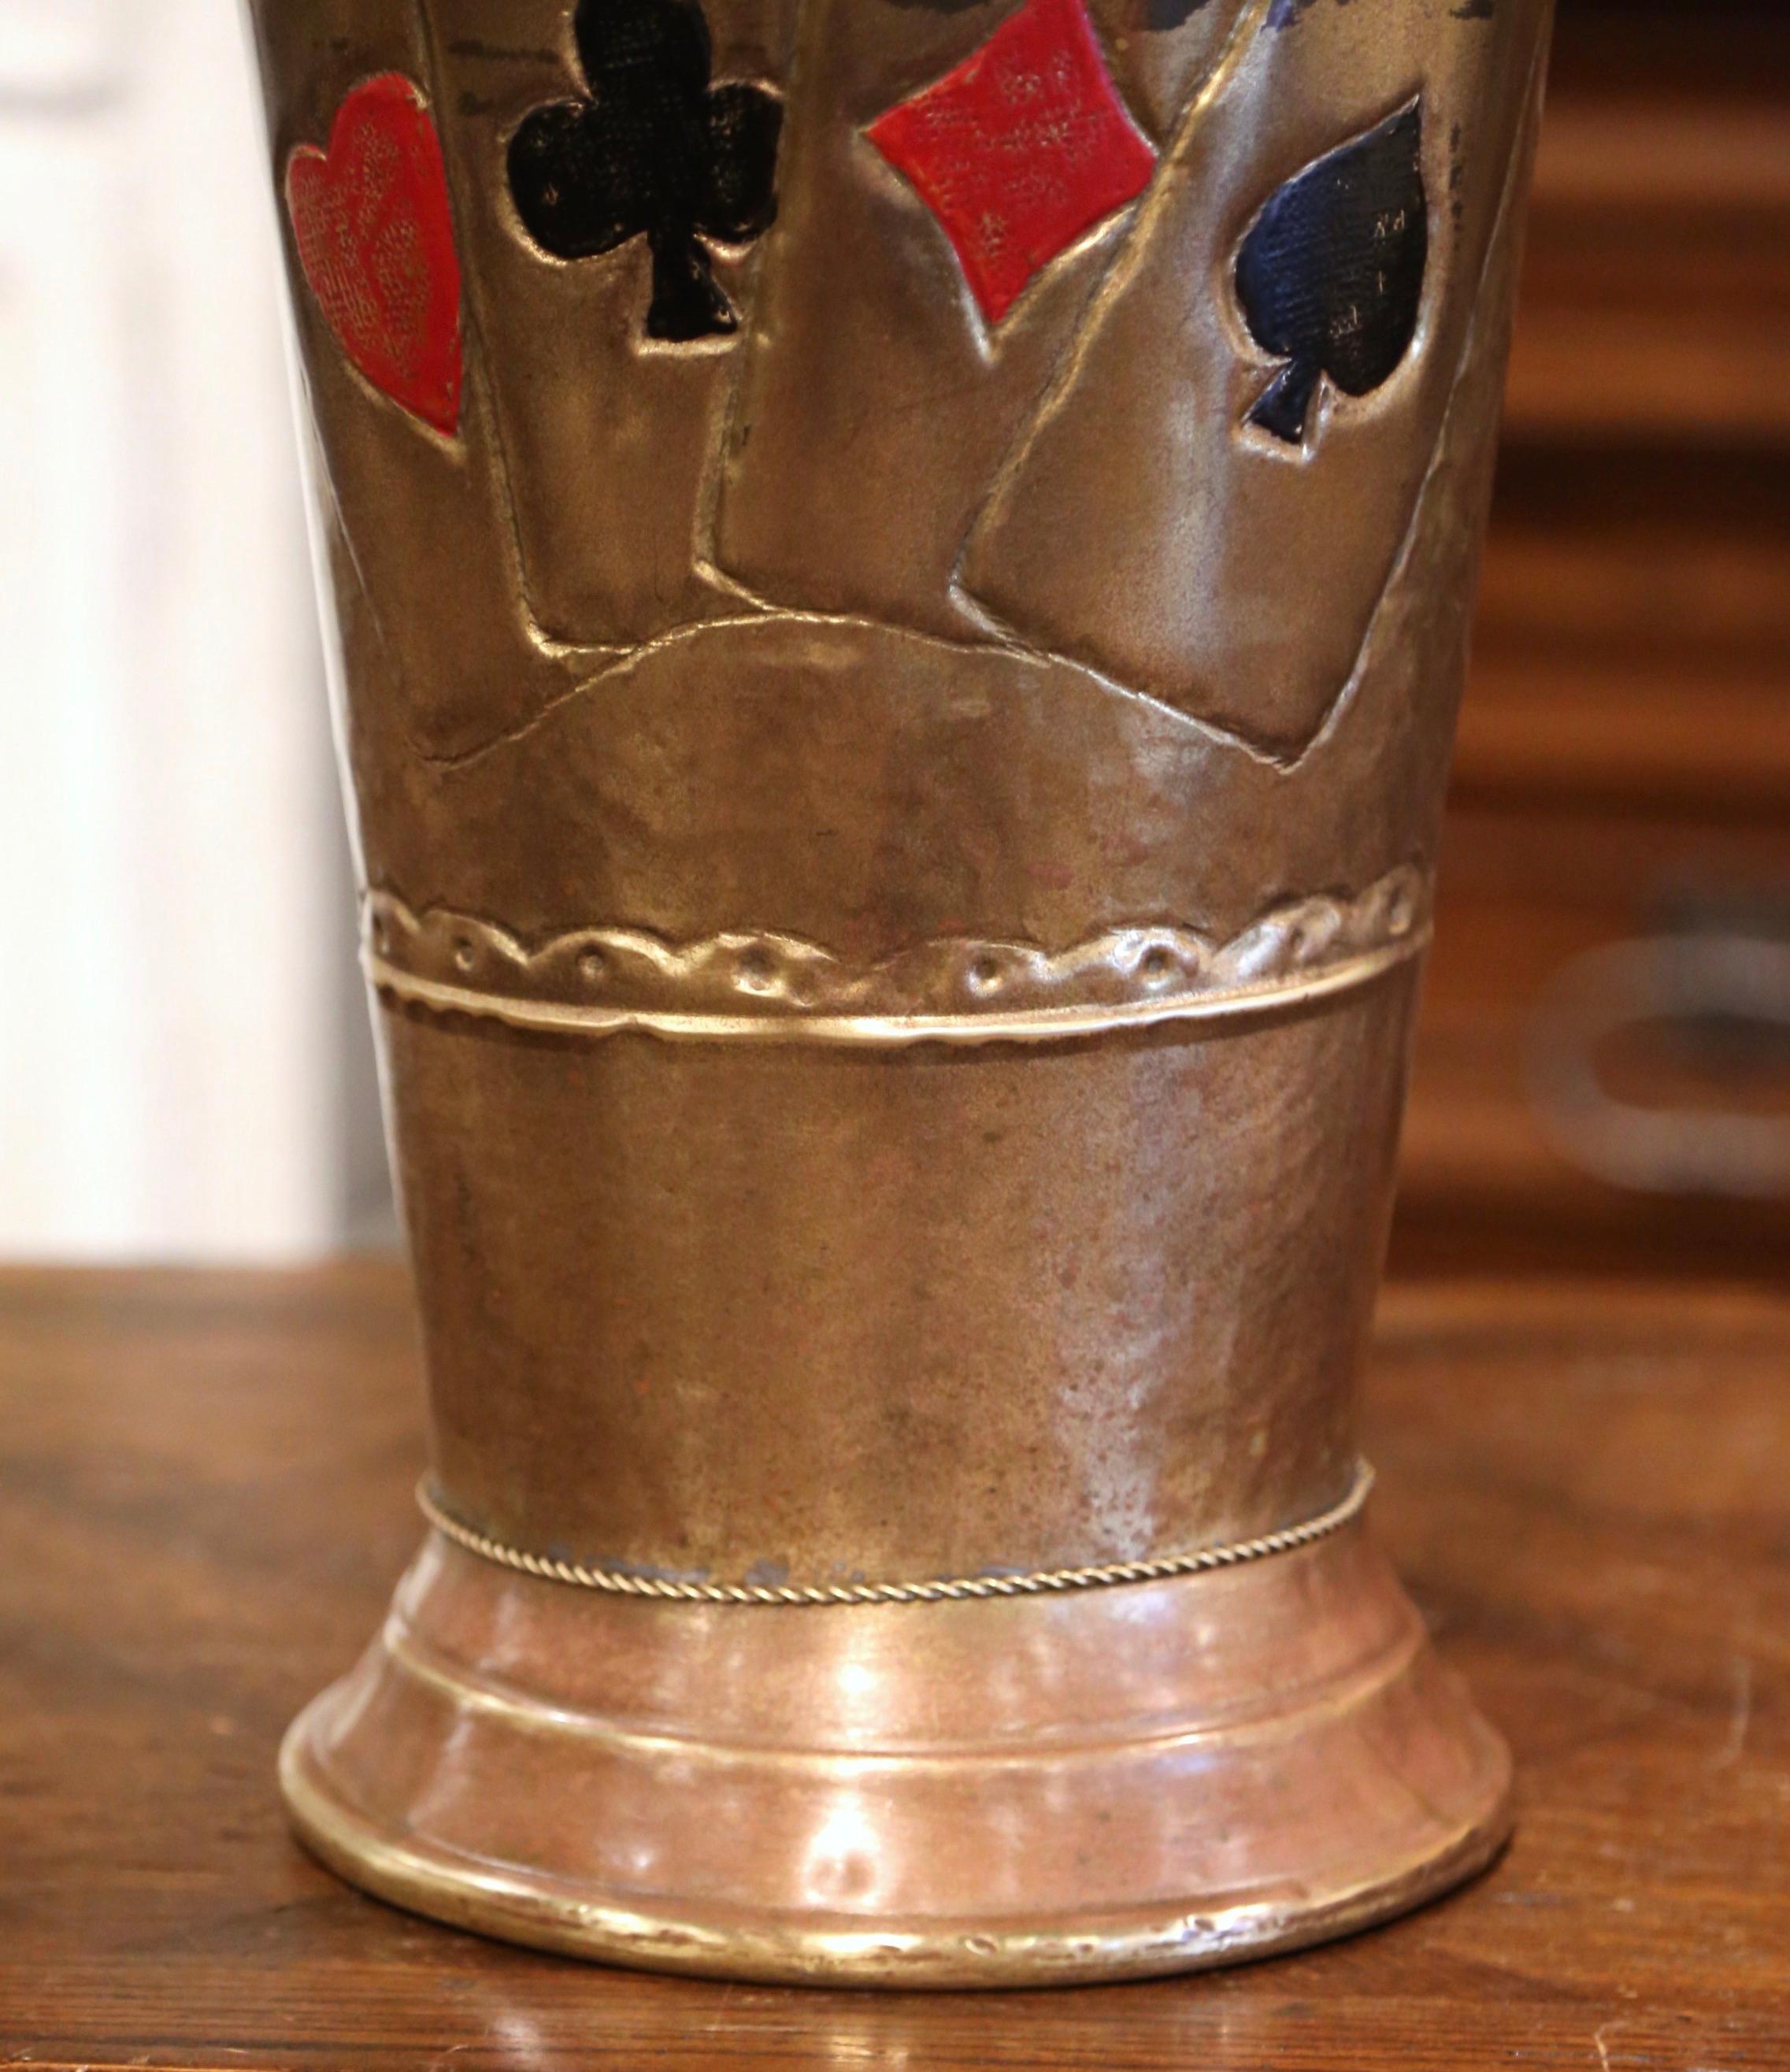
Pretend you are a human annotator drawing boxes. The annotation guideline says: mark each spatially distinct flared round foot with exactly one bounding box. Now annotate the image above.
[281,1518,1511,1986]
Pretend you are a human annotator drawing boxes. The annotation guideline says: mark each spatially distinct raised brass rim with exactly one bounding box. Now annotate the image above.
[281,1712,1512,1988]
[369,931,1426,1046]
[361,869,1432,1047]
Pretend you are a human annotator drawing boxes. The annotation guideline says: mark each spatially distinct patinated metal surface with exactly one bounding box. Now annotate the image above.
[244,0,1552,1982]
[283,1518,1512,1985]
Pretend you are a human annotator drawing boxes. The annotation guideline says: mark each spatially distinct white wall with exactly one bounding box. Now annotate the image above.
[0,0,380,1257]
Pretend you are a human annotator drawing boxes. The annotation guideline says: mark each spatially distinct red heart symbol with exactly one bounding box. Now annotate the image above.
[286,74,463,436]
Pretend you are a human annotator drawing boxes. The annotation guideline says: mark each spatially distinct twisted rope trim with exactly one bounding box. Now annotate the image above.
[417,1462,1374,1607]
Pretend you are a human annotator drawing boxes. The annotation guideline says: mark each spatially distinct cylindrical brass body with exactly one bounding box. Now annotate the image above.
[392,991,1411,1582]
[250,0,1553,1981]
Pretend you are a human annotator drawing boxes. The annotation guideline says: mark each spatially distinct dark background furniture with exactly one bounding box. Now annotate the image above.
[1395,0,1790,1279]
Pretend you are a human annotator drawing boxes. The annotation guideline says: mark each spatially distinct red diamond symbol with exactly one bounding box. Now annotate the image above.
[866,0,1157,325]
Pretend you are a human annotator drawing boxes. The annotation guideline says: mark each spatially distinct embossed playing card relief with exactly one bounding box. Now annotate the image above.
[276,0,1535,769]
[425,0,799,651]
[706,0,1225,637]
[277,44,589,768]
[960,0,1544,760]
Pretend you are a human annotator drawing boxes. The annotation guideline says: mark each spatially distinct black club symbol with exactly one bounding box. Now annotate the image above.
[507,0,782,342]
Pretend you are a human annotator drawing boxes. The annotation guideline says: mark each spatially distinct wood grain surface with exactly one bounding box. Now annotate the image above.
[1388,0,1790,1280]
[2,1263,1786,2069]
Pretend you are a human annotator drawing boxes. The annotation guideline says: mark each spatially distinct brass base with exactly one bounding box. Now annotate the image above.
[281,1521,1511,1987]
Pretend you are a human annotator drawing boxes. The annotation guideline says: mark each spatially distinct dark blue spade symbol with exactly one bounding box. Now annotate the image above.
[1234,99,1429,446]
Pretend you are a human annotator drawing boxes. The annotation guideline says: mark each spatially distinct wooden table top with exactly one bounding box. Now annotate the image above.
[2,1264,1786,2069]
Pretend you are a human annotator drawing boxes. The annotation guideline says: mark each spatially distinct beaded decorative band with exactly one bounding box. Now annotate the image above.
[365,869,1429,1047]
[417,1462,1375,1607]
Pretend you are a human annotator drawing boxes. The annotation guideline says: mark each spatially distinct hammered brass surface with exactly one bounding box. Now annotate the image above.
[244,0,1551,1979]
[388,987,1409,1583]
